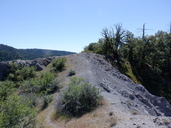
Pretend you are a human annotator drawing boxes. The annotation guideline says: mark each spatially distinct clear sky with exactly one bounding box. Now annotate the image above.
[0,0,170,53]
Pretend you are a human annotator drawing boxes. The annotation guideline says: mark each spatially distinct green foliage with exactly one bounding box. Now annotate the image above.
[0,95,36,128]
[84,42,100,52]
[0,44,23,61]
[83,23,171,103]
[57,77,101,117]
[51,57,67,72]
[120,32,171,102]
[19,71,60,111]
[0,80,16,101]
[68,70,76,76]
[101,23,125,58]
[21,72,60,96]
[0,49,68,126]
[0,44,75,61]
[38,72,60,95]
[7,63,36,82]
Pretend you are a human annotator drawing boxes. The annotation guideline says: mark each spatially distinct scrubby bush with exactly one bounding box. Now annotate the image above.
[21,72,60,95]
[19,87,40,106]
[7,63,36,82]
[0,95,36,128]
[51,57,67,72]
[38,72,60,95]
[0,80,16,101]
[18,72,61,111]
[68,70,76,76]
[20,79,39,93]
[56,77,101,117]
[8,62,18,73]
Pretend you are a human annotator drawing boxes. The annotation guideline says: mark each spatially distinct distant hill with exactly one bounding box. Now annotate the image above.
[0,44,76,61]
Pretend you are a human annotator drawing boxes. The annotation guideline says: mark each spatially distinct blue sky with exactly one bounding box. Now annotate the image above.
[0,0,170,53]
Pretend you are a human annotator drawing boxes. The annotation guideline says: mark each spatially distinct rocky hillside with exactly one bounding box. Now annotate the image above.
[38,53,171,128]
[69,53,171,116]
[1,53,171,127]
[0,56,58,80]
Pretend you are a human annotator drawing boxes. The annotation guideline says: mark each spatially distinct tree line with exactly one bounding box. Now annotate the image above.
[84,23,171,103]
[0,44,76,61]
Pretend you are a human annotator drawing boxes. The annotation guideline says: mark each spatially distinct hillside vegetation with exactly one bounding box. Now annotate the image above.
[0,57,65,127]
[0,44,76,61]
[0,56,101,127]
[84,23,171,103]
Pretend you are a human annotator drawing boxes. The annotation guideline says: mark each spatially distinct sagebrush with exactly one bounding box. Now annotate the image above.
[56,77,101,117]
[51,57,67,72]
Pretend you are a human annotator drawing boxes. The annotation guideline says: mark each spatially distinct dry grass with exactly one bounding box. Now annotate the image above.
[48,104,118,128]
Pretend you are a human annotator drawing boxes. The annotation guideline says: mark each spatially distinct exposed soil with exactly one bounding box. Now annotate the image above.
[37,53,171,128]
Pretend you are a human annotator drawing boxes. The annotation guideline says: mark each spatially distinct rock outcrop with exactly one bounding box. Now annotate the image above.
[0,57,57,80]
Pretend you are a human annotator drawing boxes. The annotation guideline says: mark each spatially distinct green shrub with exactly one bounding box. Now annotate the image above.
[7,63,36,82]
[24,93,38,107]
[38,72,60,95]
[17,66,36,80]
[0,80,16,101]
[56,77,101,117]
[20,79,39,93]
[18,72,61,111]
[8,62,19,73]
[21,72,60,95]
[0,95,36,128]
[51,57,67,72]
[68,70,76,76]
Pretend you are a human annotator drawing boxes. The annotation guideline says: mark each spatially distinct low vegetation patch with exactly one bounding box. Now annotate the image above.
[19,72,61,110]
[7,62,36,82]
[51,57,67,72]
[0,57,67,127]
[0,94,36,128]
[56,77,101,117]
[68,70,76,76]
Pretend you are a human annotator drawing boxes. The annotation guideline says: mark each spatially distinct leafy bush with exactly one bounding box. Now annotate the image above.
[51,57,67,72]
[68,70,76,76]
[37,72,60,95]
[18,72,61,111]
[20,79,39,93]
[0,80,16,101]
[8,62,19,73]
[84,42,101,53]
[0,95,36,128]
[56,77,101,117]
[7,63,36,82]
[21,72,60,95]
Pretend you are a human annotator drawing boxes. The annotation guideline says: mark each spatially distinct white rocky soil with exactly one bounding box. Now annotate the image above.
[40,53,171,128]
